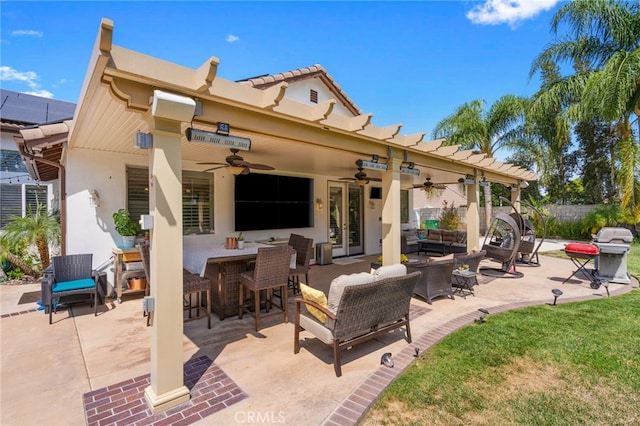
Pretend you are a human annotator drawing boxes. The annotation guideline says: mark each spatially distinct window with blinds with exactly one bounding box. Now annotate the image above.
[126,166,214,234]
[0,184,21,228]
[25,185,48,214]
[400,189,409,223]
[0,184,49,228]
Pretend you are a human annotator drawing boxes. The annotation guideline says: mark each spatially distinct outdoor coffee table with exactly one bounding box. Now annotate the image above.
[452,269,477,298]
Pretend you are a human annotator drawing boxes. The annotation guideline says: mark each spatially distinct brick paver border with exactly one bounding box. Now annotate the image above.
[83,355,247,426]
[323,281,638,425]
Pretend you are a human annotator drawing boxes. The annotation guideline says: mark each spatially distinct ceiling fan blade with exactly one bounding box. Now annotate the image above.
[246,163,275,171]
[368,177,382,182]
[203,166,225,172]
[197,162,226,166]
[339,177,356,181]
[240,167,251,175]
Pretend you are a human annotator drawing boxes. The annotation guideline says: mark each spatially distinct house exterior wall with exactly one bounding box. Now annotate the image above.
[284,79,354,117]
[0,131,54,226]
[65,146,386,284]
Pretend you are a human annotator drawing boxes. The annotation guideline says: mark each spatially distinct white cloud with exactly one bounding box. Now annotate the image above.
[226,34,240,43]
[467,0,560,27]
[0,66,54,98]
[0,66,40,89]
[11,29,43,37]
[24,89,54,99]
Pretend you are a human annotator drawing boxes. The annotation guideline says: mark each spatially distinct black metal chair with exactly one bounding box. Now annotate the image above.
[41,254,99,324]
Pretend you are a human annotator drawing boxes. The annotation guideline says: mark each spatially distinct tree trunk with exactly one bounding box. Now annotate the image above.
[5,252,39,277]
[35,237,51,270]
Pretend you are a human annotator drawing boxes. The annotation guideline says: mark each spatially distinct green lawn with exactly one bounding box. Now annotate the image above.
[363,289,640,425]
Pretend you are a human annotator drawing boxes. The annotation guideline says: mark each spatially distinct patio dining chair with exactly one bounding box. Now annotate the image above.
[139,245,212,328]
[239,245,294,331]
[41,253,100,324]
[288,234,314,295]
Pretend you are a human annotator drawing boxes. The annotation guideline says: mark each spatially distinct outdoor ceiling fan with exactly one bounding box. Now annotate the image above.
[340,166,382,186]
[412,177,447,191]
[198,148,275,175]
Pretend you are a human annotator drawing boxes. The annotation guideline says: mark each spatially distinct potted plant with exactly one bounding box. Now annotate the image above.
[237,232,245,249]
[112,208,140,248]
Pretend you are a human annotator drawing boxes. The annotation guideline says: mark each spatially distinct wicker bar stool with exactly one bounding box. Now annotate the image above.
[238,245,294,331]
[183,270,212,329]
[140,245,212,329]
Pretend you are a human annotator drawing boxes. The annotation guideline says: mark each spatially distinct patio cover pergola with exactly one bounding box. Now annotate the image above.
[18,18,537,412]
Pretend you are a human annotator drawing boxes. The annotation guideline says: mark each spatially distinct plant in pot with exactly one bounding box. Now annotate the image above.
[237,232,245,249]
[112,208,140,248]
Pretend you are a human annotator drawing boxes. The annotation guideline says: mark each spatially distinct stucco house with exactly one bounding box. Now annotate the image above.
[13,18,536,412]
[0,90,75,229]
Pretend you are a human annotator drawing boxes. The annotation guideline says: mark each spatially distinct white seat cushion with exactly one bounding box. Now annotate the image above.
[372,264,407,281]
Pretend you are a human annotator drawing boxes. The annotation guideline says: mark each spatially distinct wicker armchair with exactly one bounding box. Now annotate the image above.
[239,245,294,331]
[288,234,313,294]
[412,258,455,304]
[41,254,99,324]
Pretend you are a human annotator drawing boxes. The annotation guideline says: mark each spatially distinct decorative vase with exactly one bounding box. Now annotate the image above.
[121,235,136,249]
[225,237,238,249]
[237,240,245,250]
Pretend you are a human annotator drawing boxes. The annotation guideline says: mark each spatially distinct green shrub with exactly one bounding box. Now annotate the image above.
[581,204,621,235]
[439,201,460,230]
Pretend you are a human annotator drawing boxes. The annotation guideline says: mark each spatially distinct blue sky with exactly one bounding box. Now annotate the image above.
[1,0,563,143]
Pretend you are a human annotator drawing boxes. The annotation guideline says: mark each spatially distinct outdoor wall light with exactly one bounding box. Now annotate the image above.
[381,352,394,368]
[89,190,100,208]
[475,308,490,323]
[315,198,324,210]
[551,288,563,305]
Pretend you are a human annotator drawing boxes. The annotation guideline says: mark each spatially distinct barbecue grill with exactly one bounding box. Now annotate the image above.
[593,227,633,284]
[563,243,600,287]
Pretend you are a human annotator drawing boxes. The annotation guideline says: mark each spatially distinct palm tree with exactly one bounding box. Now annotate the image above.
[432,94,529,230]
[530,0,640,226]
[2,203,60,271]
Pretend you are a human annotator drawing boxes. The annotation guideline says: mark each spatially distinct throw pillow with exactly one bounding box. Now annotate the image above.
[372,264,407,280]
[300,283,327,323]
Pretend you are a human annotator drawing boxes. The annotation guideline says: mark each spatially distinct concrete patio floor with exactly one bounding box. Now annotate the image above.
[1,241,637,425]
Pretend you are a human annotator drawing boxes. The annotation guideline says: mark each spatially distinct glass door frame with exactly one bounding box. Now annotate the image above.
[328,181,364,258]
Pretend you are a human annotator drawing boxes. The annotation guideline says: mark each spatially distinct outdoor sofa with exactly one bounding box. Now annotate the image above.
[402,228,467,256]
[294,264,421,377]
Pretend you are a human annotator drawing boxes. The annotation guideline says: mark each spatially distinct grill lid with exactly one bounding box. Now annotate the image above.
[593,227,633,244]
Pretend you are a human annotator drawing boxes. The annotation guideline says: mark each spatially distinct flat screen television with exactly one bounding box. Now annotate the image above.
[235,173,314,231]
[370,186,382,199]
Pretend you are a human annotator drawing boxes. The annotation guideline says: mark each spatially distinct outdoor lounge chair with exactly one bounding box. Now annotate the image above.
[41,253,100,324]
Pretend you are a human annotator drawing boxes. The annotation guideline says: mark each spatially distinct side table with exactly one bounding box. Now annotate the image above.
[452,269,477,298]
